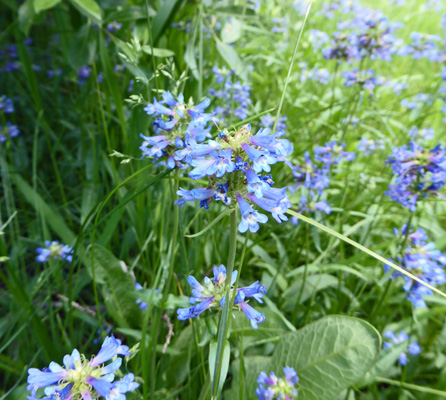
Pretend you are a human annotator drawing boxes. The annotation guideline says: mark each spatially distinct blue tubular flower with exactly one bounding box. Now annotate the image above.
[239,302,265,329]
[388,226,446,307]
[174,187,215,208]
[238,281,266,303]
[213,182,231,205]
[36,241,73,263]
[107,373,140,400]
[246,193,288,224]
[236,193,268,233]
[248,128,293,158]
[246,168,271,198]
[27,336,136,400]
[383,330,421,366]
[90,335,130,367]
[241,143,277,173]
[256,367,299,400]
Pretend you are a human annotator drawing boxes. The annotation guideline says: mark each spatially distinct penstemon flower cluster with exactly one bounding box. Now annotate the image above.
[27,335,138,400]
[388,226,446,307]
[322,7,401,62]
[36,240,73,263]
[256,367,299,400]
[177,264,266,329]
[385,141,446,211]
[140,91,213,169]
[0,95,20,143]
[208,65,252,123]
[383,330,421,366]
[174,124,293,233]
[289,141,355,222]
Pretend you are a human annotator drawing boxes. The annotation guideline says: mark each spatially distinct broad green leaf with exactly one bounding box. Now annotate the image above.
[271,316,380,400]
[69,0,102,24]
[287,210,446,301]
[152,0,182,43]
[33,0,60,12]
[68,24,97,70]
[104,6,155,23]
[85,244,140,327]
[12,174,76,244]
[18,0,36,35]
[213,6,256,16]
[185,40,199,79]
[230,309,292,338]
[283,274,339,310]
[141,45,175,58]
[221,18,243,43]
[225,356,271,400]
[216,40,248,81]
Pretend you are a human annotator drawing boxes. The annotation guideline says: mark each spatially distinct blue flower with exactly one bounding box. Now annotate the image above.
[256,366,299,399]
[0,95,14,113]
[236,193,268,233]
[239,301,265,329]
[36,241,73,263]
[357,138,385,155]
[0,121,20,142]
[107,373,140,400]
[174,187,215,208]
[241,143,277,173]
[246,168,271,199]
[89,335,130,367]
[385,142,446,210]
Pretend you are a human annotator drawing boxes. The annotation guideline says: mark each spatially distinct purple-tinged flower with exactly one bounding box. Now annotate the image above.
[383,330,421,366]
[236,193,268,233]
[256,366,299,399]
[36,240,73,263]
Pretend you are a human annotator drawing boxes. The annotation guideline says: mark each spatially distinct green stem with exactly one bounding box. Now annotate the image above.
[272,0,313,136]
[212,210,238,399]
[376,377,446,397]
